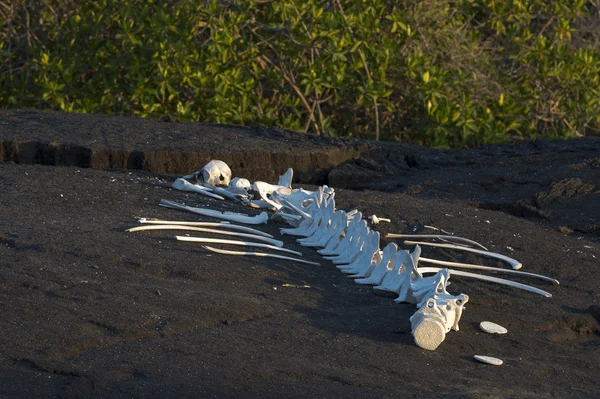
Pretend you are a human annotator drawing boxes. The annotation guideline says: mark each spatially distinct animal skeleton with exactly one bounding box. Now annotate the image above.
[163,160,559,350]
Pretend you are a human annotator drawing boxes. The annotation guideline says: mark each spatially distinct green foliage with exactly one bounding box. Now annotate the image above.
[1,0,599,148]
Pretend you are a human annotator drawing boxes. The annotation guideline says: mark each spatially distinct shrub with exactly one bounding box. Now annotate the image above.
[1,0,599,148]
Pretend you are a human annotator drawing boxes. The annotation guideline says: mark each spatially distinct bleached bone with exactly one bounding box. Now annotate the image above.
[319,215,365,256]
[172,178,225,200]
[125,225,283,247]
[374,246,422,304]
[199,160,232,186]
[278,168,293,188]
[298,211,346,248]
[404,240,522,270]
[317,211,353,255]
[388,234,488,251]
[229,177,251,191]
[279,187,325,233]
[160,199,268,225]
[419,257,559,284]
[247,200,277,210]
[349,242,398,279]
[175,236,302,256]
[291,196,335,239]
[271,191,312,220]
[417,267,552,297]
[211,186,249,201]
[201,246,320,266]
[411,293,469,350]
[324,224,370,264]
[410,299,447,351]
[253,181,291,210]
[355,243,401,286]
[137,218,273,238]
[338,232,381,275]
[368,215,391,225]
[411,269,451,304]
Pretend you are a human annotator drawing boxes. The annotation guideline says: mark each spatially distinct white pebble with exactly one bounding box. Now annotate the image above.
[480,321,508,334]
[474,355,503,366]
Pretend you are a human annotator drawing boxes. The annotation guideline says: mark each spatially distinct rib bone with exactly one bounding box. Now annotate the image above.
[202,246,320,266]
[403,240,522,270]
[387,234,488,251]
[126,225,283,247]
[137,218,273,237]
[175,236,302,256]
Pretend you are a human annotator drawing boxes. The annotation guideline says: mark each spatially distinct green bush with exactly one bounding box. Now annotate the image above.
[1,0,599,148]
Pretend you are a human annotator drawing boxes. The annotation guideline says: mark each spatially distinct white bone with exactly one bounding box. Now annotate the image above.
[419,257,559,284]
[201,246,320,266]
[411,269,451,303]
[324,226,370,264]
[159,199,268,225]
[137,218,273,237]
[175,236,302,256]
[171,178,225,200]
[410,300,447,351]
[317,212,360,255]
[338,232,381,275]
[388,234,488,251]
[320,218,368,258]
[417,267,552,297]
[253,181,289,210]
[125,225,283,246]
[211,186,249,201]
[200,160,232,186]
[229,177,251,191]
[246,200,277,210]
[354,245,400,286]
[368,215,391,224]
[298,211,346,248]
[278,168,293,188]
[404,240,523,270]
[349,242,398,279]
[473,355,503,366]
[480,321,508,334]
[375,246,422,303]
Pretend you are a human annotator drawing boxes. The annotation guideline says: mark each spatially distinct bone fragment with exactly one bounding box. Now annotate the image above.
[387,234,488,251]
[419,257,558,284]
[201,246,320,266]
[278,168,293,188]
[172,178,225,200]
[473,355,503,366]
[137,218,273,237]
[479,321,508,335]
[126,225,283,246]
[175,236,302,256]
[368,215,391,224]
[417,267,551,297]
[159,200,268,225]
[404,240,522,270]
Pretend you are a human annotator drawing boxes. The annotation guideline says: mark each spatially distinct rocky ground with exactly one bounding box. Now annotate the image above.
[0,110,599,397]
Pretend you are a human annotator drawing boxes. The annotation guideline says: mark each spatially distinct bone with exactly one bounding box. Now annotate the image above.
[349,242,398,279]
[199,160,232,186]
[368,215,391,224]
[253,181,287,210]
[229,177,251,191]
[417,267,552,297]
[211,186,249,201]
[338,232,381,275]
[387,234,488,251]
[201,246,320,266]
[159,200,268,225]
[137,218,273,237]
[175,236,302,256]
[125,225,283,247]
[473,355,503,366]
[171,178,225,200]
[355,244,401,287]
[410,299,448,351]
[373,247,422,303]
[278,168,293,188]
[403,240,522,270]
[298,211,346,248]
[419,257,559,284]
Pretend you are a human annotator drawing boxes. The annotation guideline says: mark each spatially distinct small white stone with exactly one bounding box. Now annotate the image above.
[480,321,508,334]
[474,355,503,366]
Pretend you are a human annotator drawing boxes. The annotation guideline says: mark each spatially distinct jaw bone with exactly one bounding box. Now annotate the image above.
[159,199,268,225]
[172,178,225,200]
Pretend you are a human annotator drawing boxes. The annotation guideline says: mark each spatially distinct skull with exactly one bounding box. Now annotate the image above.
[200,160,231,186]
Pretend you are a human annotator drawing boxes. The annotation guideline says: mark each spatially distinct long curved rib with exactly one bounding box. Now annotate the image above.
[201,246,320,266]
